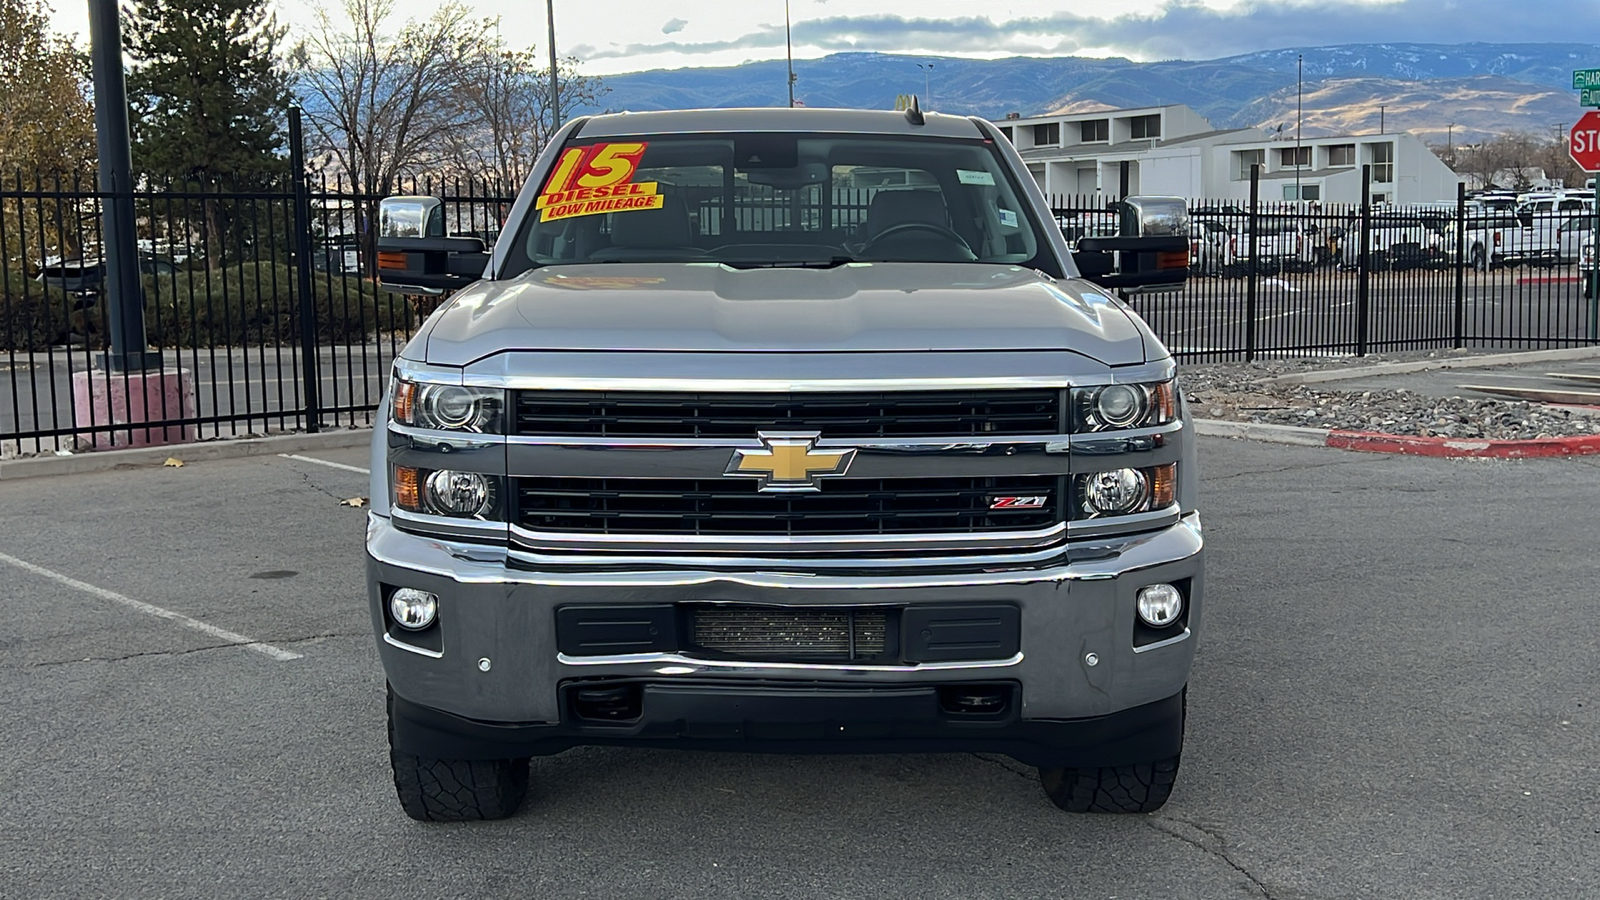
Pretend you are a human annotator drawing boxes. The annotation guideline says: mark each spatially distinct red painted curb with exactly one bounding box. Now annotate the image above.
[1513,275,1581,285]
[1326,430,1600,458]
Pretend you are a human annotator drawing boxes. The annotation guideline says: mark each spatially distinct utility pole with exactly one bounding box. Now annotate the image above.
[1447,123,1456,168]
[785,0,796,107]
[547,0,560,131]
[1295,54,1303,204]
[1379,105,1385,134]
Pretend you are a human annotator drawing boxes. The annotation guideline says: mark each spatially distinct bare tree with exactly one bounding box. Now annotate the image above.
[292,0,488,258]
[446,36,609,193]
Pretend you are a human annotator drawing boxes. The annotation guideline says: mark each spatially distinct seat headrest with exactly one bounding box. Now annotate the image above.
[609,193,695,248]
[866,190,950,238]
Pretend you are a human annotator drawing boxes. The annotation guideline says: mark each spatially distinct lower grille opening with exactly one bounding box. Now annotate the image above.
[571,684,643,722]
[688,605,894,662]
[937,684,1013,717]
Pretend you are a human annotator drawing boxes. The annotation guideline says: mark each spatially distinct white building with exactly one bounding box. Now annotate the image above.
[997,105,1464,205]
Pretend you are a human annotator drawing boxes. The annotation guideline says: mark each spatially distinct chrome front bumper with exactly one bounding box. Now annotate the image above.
[368,510,1203,731]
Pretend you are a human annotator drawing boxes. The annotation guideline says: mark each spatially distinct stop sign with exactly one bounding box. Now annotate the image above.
[1571,111,1600,172]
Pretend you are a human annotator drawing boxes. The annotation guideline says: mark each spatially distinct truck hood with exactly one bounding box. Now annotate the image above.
[419,262,1149,366]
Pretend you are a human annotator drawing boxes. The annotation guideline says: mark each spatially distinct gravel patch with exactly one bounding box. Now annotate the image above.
[1182,353,1600,440]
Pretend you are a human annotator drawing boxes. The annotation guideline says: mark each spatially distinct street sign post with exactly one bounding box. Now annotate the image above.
[1575,109,1600,340]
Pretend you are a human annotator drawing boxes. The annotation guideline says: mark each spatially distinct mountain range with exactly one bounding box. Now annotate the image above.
[577,42,1595,144]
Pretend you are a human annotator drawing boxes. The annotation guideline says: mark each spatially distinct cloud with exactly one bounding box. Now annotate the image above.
[662,18,687,35]
[575,0,1600,64]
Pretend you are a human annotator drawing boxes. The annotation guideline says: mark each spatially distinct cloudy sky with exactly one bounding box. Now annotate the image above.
[49,0,1600,76]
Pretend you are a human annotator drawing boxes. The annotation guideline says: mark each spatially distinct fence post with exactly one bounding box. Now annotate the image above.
[1591,189,1600,343]
[1357,165,1372,357]
[289,107,321,433]
[1246,164,1259,361]
[1453,181,1466,349]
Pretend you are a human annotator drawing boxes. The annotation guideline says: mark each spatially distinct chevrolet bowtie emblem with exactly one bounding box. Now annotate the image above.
[726,431,856,492]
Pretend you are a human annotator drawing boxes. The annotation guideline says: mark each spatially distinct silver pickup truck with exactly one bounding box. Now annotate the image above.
[368,106,1203,821]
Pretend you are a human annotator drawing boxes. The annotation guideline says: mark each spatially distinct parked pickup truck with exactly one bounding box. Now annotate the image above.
[1340,212,1447,270]
[1444,214,1560,270]
[369,106,1203,821]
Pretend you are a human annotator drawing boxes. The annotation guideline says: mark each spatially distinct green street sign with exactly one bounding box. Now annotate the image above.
[1585,88,1600,108]
[1575,68,1600,90]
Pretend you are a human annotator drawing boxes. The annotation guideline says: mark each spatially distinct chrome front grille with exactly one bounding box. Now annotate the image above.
[688,606,890,661]
[514,476,1060,536]
[512,389,1064,438]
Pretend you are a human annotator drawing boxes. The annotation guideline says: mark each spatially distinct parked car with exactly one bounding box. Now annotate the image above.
[1442,214,1559,270]
[1341,213,1446,270]
[35,255,180,294]
[1187,220,1230,275]
[369,107,1202,821]
[1553,214,1598,264]
[1583,238,1596,299]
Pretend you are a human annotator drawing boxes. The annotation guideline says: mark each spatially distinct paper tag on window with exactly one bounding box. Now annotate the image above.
[958,169,996,186]
[997,208,1019,227]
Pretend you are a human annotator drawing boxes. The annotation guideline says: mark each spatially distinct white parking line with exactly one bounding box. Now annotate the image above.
[277,453,371,475]
[0,551,302,662]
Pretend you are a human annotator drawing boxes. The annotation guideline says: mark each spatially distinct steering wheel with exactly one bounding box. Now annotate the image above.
[860,222,976,259]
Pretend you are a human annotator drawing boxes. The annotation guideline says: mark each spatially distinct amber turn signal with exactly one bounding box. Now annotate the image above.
[1149,463,1177,509]
[394,466,421,512]
[377,251,408,270]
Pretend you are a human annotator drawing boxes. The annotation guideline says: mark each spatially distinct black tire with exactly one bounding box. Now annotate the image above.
[388,689,529,822]
[1038,755,1181,814]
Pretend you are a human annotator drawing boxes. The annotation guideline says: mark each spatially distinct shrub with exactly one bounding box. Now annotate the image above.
[0,261,418,351]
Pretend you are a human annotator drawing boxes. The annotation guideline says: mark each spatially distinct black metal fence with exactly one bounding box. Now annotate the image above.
[2,160,1596,453]
[0,166,513,454]
[1051,166,1600,363]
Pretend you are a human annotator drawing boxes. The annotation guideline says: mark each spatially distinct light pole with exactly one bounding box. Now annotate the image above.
[547,0,560,130]
[785,0,796,107]
[918,62,934,108]
[1295,54,1302,204]
[1447,122,1456,167]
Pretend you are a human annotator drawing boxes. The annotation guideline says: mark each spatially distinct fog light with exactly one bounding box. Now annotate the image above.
[1137,583,1184,628]
[389,588,438,631]
[1084,467,1148,515]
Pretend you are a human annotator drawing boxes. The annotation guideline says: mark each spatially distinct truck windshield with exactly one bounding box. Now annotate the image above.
[503,132,1049,274]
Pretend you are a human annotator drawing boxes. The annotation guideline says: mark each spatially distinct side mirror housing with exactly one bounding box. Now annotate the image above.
[1074,196,1191,295]
[375,196,489,296]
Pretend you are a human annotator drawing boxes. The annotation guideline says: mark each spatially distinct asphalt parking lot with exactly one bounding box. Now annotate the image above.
[2,437,1596,899]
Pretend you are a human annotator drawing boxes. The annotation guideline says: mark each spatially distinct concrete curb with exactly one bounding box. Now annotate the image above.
[1265,346,1600,385]
[1197,417,1600,459]
[1193,419,1332,446]
[0,428,372,482]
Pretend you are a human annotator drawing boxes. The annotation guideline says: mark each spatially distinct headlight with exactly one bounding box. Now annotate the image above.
[393,466,501,519]
[1072,381,1177,432]
[1077,463,1176,518]
[392,380,504,433]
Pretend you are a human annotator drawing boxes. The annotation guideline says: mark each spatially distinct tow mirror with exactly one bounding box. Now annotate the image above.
[375,196,489,296]
[1074,196,1191,295]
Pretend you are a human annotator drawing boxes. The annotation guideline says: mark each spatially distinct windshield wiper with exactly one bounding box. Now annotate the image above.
[720,256,856,270]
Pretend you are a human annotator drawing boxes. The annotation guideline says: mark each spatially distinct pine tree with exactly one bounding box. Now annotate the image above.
[125,0,292,186]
